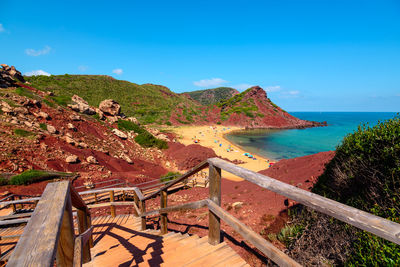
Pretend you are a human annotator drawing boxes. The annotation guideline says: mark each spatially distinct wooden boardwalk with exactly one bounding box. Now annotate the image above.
[85,214,249,267]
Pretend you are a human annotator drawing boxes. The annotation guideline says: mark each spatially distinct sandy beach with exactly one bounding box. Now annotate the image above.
[171,125,274,181]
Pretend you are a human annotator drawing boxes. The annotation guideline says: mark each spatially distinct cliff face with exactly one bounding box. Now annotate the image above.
[213,86,323,128]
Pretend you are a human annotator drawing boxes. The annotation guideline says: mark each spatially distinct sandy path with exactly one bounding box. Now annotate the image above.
[171,125,274,181]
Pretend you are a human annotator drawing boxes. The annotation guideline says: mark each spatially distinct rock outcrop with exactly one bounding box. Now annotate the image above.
[0,64,25,88]
[99,99,121,116]
[68,95,96,115]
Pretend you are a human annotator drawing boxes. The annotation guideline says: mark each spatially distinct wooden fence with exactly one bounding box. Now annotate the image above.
[2,157,400,266]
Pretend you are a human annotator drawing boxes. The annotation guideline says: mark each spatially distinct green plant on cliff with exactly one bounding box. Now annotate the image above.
[9,170,72,185]
[25,75,201,125]
[288,115,400,265]
[117,120,168,149]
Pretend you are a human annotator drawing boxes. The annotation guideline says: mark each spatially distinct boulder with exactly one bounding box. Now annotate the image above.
[37,111,50,120]
[47,125,58,134]
[112,129,128,139]
[66,155,79,164]
[156,134,169,142]
[70,115,82,121]
[86,156,98,164]
[64,136,75,145]
[67,123,76,131]
[68,95,96,115]
[99,99,121,116]
[126,117,140,125]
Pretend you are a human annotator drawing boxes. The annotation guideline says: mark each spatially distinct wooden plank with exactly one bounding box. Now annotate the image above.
[208,157,400,245]
[207,200,301,267]
[69,185,89,213]
[0,212,33,221]
[142,160,208,201]
[109,191,115,218]
[76,210,91,263]
[0,197,41,206]
[140,200,208,217]
[7,181,71,266]
[160,190,168,235]
[73,235,82,267]
[0,218,29,226]
[140,201,146,231]
[56,194,75,267]
[133,187,145,201]
[78,187,137,196]
[86,201,135,209]
[208,163,221,245]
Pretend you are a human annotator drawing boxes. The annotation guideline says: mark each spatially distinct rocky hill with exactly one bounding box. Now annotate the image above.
[182,87,239,106]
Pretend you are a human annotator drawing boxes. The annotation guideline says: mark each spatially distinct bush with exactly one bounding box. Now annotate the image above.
[118,120,168,149]
[117,120,144,134]
[14,129,35,137]
[39,123,47,130]
[9,170,72,185]
[289,115,400,265]
[160,172,181,182]
[134,132,168,149]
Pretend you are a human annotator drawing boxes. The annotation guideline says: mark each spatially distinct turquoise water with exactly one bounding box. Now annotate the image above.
[225,112,398,160]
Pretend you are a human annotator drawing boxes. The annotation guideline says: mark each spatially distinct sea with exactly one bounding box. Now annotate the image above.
[225,112,398,161]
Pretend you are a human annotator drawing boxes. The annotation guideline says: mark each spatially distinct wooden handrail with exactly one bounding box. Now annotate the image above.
[142,160,209,201]
[140,199,208,217]
[207,200,300,267]
[7,181,93,266]
[207,157,400,245]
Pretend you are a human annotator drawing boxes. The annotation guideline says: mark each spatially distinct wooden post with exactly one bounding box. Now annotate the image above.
[56,194,75,267]
[77,209,91,263]
[208,163,221,245]
[122,190,126,201]
[160,190,168,235]
[86,213,94,248]
[94,193,98,203]
[11,196,16,213]
[110,191,115,218]
[133,193,139,217]
[140,200,146,230]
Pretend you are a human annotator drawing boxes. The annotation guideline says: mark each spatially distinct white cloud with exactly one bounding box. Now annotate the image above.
[0,24,4,32]
[78,65,88,72]
[193,78,228,87]
[112,68,123,75]
[24,70,51,76]
[25,45,51,56]
[265,85,281,92]
[288,90,299,95]
[233,83,254,90]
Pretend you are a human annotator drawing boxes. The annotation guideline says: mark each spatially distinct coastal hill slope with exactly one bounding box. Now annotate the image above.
[26,74,321,129]
[182,87,239,105]
[210,86,322,128]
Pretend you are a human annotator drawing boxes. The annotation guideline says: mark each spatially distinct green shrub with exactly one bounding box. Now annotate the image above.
[117,120,144,133]
[39,123,47,130]
[14,129,35,137]
[289,115,400,265]
[0,177,9,186]
[134,132,168,149]
[278,224,304,246]
[160,171,181,182]
[9,170,71,185]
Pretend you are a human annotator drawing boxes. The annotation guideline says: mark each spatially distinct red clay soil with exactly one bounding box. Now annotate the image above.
[165,143,217,170]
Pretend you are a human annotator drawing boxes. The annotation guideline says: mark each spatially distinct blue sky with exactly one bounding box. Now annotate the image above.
[1,0,399,111]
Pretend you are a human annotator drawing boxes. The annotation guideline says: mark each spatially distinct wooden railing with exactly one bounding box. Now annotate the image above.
[3,157,400,266]
[130,157,400,266]
[6,181,93,267]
